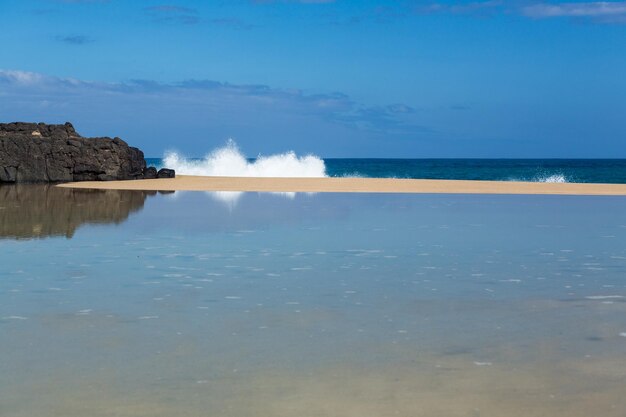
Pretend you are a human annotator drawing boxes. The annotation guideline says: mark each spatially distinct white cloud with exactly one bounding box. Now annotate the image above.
[0,70,419,134]
[0,70,46,86]
[419,1,626,23]
[523,2,626,19]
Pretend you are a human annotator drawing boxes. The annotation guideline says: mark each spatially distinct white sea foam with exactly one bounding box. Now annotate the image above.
[508,173,569,183]
[585,295,624,300]
[3,315,28,320]
[164,139,326,178]
[535,174,568,183]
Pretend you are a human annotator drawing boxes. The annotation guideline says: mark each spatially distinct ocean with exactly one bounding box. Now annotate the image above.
[324,159,626,183]
[147,143,626,184]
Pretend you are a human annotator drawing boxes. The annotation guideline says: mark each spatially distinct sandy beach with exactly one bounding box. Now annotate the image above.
[57,175,626,195]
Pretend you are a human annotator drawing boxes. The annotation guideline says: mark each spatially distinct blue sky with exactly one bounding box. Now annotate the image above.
[1,0,625,157]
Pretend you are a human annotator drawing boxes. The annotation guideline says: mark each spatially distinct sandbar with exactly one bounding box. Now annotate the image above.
[56,175,626,195]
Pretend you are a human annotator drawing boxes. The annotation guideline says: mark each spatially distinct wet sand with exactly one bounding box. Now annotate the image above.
[58,175,626,195]
[4,354,625,417]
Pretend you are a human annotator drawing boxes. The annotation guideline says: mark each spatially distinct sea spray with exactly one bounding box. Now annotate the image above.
[507,173,569,183]
[534,173,568,183]
[163,139,326,177]
[158,148,598,183]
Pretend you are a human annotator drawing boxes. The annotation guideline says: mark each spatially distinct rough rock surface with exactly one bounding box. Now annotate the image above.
[0,122,151,182]
[143,167,158,179]
[157,168,176,178]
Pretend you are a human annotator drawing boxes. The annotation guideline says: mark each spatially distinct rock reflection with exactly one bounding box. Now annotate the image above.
[0,184,154,239]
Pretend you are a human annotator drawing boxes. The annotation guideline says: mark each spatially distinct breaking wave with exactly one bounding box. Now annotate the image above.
[163,139,326,178]
[535,174,568,183]
[508,173,569,183]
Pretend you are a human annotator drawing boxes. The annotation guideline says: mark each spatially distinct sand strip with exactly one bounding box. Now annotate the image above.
[56,175,626,195]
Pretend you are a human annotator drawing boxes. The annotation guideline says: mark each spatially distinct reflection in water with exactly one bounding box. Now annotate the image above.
[0,184,155,239]
[206,191,298,209]
[1,192,625,416]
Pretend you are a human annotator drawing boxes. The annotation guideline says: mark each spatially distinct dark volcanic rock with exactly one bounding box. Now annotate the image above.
[0,122,147,182]
[143,166,158,179]
[157,168,176,179]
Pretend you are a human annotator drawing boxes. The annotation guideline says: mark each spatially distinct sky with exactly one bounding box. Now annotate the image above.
[0,0,625,158]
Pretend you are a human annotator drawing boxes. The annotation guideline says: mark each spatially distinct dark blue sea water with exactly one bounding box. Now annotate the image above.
[147,158,626,184]
[323,159,626,184]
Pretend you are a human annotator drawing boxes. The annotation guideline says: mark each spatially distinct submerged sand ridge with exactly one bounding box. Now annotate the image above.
[58,175,626,196]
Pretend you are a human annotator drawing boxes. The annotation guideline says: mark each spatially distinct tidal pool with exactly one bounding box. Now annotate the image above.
[1,185,625,416]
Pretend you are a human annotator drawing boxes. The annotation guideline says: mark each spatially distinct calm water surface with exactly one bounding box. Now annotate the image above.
[1,185,625,416]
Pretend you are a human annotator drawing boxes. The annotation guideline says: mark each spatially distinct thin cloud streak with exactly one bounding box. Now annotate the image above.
[143,5,252,28]
[419,1,626,23]
[58,0,109,3]
[144,5,197,13]
[0,70,421,135]
[143,4,200,25]
[522,2,626,19]
[55,35,94,45]
[253,0,336,4]
[418,1,503,15]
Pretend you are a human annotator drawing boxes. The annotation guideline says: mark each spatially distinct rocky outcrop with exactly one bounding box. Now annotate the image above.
[0,122,173,182]
[157,168,175,178]
[143,167,176,179]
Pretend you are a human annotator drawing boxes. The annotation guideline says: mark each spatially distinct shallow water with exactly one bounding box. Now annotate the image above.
[1,185,625,416]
